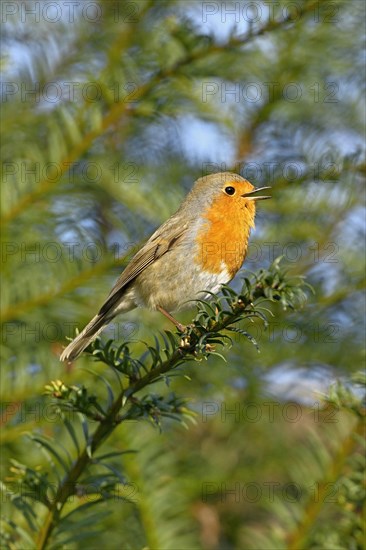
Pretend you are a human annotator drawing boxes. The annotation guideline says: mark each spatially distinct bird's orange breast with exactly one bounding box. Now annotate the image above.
[194,193,256,278]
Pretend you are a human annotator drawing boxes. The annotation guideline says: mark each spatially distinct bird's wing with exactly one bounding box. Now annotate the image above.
[99,218,189,315]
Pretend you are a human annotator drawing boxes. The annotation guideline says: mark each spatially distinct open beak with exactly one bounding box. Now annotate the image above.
[241,186,271,201]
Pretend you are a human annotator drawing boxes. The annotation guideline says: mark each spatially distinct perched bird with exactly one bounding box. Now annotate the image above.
[60,172,270,361]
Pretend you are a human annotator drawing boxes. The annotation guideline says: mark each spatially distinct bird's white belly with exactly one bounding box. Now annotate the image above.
[134,258,231,312]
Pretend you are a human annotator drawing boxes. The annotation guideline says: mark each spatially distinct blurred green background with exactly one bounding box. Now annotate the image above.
[1,1,365,548]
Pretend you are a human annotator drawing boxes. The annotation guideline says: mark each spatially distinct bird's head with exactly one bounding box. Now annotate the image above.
[186,172,271,219]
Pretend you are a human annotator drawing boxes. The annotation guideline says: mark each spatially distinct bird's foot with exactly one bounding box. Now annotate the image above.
[157,305,188,333]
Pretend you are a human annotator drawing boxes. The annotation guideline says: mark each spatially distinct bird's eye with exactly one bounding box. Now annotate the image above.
[225,186,236,196]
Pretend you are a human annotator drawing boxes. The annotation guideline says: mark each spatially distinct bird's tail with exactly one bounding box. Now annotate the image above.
[60,312,114,362]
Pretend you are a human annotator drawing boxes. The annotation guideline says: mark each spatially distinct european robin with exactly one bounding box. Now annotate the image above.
[60,172,270,361]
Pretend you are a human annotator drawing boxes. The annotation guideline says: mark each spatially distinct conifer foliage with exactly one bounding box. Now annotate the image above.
[1,1,364,548]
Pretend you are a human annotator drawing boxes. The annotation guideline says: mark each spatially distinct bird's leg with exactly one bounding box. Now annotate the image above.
[157,305,187,332]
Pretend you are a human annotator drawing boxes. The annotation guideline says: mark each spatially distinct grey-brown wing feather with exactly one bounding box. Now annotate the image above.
[60,219,189,361]
[99,218,188,315]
